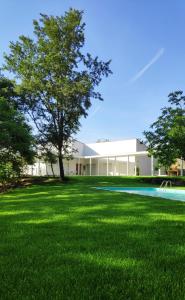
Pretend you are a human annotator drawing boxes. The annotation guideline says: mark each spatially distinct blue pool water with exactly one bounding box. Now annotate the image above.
[96,187,185,202]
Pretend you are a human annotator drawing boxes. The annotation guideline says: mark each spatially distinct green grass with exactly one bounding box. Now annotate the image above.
[0,176,185,300]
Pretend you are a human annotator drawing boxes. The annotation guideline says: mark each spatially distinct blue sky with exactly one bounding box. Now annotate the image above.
[0,0,185,142]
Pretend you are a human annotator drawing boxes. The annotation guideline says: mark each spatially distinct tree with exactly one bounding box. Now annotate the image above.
[0,77,35,187]
[144,91,185,174]
[4,9,112,180]
[41,148,58,177]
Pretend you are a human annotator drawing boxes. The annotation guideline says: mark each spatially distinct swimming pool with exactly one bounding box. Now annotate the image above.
[96,187,185,202]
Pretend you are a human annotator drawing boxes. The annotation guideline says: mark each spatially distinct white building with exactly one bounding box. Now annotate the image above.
[26,138,162,176]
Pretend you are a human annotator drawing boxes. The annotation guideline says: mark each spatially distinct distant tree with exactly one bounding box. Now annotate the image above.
[4,9,112,180]
[0,77,35,186]
[144,91,185,174]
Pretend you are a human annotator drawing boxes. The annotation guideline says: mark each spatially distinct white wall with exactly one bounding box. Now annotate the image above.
[45,159,79,176]
[85,139,137,156]
[137,156,151,176]
[73,140,86,156]
[84,157,136,176]
[136,140,147,152]
[26,159,74,176]
[25,139,155,177]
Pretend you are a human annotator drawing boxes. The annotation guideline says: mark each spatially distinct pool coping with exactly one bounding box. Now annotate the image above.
[95,187,185,202]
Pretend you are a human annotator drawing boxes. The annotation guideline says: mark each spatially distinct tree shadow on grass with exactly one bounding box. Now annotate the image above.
[0,183,185,299]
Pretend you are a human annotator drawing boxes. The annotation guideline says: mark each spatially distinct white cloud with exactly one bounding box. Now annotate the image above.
[128,48,165,84]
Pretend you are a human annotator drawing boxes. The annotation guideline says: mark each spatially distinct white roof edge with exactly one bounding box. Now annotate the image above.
[75,151,149,159]
[86,138,138,145]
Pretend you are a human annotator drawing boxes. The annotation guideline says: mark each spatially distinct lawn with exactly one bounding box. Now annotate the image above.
[0,176,185,300]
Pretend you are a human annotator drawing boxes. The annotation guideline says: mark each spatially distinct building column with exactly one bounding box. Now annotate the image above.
[98,159,100,176]
[38,158,41,176]
[114,157,116,176]
[107,157,109,176]
[46,163,48,176]
[78,158,80,175]
[134,165,137,176]
[127,156,129,176]
[151,155,154,176]
[158,168,161,176]
[90,158,92,176]
[181,157,184,176]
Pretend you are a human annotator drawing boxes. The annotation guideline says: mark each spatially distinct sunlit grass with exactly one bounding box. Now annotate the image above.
[0,176,185,299]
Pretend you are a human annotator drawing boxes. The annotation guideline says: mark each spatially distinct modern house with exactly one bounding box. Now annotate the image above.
[26,138,163,176]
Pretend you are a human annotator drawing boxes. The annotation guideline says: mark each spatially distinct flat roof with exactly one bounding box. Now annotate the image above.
[75,151,149,159]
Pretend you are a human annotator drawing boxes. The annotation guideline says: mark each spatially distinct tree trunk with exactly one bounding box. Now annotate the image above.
[58,149,65,180]
[50,163,55,177]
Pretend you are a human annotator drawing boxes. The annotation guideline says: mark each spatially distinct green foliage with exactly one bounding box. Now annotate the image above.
[0,156,24,189]
[0,77,35,186]
[144,91,185,170]
[0,162,14,188]
[4,9,112,179]
[0,97,35,162]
